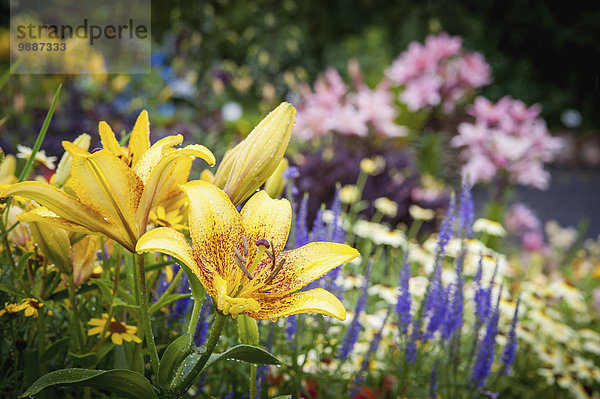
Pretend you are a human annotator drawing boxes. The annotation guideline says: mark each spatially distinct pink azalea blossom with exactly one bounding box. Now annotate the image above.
[385,32,491,113]
[293,61,407,139]
[451,95,563,189]
[504,203,546,252]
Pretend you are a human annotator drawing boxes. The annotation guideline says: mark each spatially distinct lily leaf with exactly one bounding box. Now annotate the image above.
[68,352,99,368]
[20,368,157,399]
[158,333,192,389]
[0,283,25,298]
[149,293,191,315]
[203,344,280,371]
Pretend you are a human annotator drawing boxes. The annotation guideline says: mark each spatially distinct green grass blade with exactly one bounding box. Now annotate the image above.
[18,83,62,182]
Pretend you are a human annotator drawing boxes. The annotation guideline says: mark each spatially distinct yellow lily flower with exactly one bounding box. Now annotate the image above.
[136,181,359,321]
[1,111,215,252]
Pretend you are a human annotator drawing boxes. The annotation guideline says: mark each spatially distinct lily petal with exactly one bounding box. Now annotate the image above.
[17,207,110,239]
[136,145,215,235]
[133,134,183,184]
[250,242,360,296]
[246,288,346,321]
[181,180,243,291]
[128,110,151,167]
[1,181,126,244]
[65,144,143,247]
[99,121,126,158]
[136,227,217,298]
[241,190,291,257]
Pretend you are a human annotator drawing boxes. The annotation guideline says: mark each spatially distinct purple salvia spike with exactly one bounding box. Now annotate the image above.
[396,251,412,334]
[500,297,520,375]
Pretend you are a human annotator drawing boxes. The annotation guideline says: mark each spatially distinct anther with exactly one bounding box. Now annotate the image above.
[242,235,249,257]
[263,258,286,286]
[234,256,253,280]
[233,247,245,263]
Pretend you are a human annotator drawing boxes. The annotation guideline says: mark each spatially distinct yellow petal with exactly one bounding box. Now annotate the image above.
[251,242,359,296]
[241,190,291,257]
[128,110,151,167]
[88,318,106,326]
[136,227,217,297]
[246,288,346,321]
[213,275,260,318]
[111,333,123,345]
[99,121,126,157]
[136,145,215,235]
[181,180,243,290]
[17,206,111,239]
[1,182,121,241]
[87,326,104,336]
[66,145,143,249]
[132,134,183,184]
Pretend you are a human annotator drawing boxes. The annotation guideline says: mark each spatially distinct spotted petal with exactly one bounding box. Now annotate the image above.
[181,181,243,293]
[99,121,127,158]
[241,190,291,257]
[246,288,346,321]
[136,227,218,298]
[248,242,359,296]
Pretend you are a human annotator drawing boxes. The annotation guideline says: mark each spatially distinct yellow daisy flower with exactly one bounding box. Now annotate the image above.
[20,298,43,317]
[88,313,142,345]
[0,301,26,316]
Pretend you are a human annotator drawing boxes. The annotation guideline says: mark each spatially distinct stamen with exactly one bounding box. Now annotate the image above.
[233,247,246,263]
[242,235,249,257]
[265,249,275,263]
[234,256,253,280]
[263,258,286,286]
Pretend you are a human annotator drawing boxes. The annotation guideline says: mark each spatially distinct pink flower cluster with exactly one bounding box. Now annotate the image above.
[385,32,491,113]
[293,66,407,140]
[451,96,563,189]
[504,203,546,252]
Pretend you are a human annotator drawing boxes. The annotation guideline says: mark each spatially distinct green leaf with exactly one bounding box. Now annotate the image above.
[0,283,25,298]
[113,297,141,320]
[203,344,280,371]
[149,293,191,315]
[20,368,157,399]
[18,84,62,181]
[41,337,70,363]
[68,352,99,368]
[158,333,193,389]
[173,257,205,301]
[272,396,293,399]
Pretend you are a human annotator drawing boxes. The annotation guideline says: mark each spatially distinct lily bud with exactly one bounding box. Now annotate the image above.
[236,313,259,346]
[264,158,289,199]
[28,218,72,274]
[54,133,91,187]
[69,235,99,287]
[0,154,17,185]
[213,145,241,188]
[219,102,296,205]
[200,169,215,184]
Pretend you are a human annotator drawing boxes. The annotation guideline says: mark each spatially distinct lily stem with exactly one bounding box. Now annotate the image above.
[176,311,227,396]
[186,294,204,339]
[134,253,160,377]
[67,274,85,352]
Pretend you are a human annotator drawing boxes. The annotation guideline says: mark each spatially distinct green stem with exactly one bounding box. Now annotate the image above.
[186,295,204,338]
[93,258,122,352]
[250,364,257,399]
[134,253,160,377]
[0,215,16,270]
[67,274,85,352]
[175,311,227,396]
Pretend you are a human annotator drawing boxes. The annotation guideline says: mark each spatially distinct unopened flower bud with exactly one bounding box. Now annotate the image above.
[236,313,259,346]
[264,158,289,199]
[218,102,296,205]
[54,133,91,188]
[27,216,72,274]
